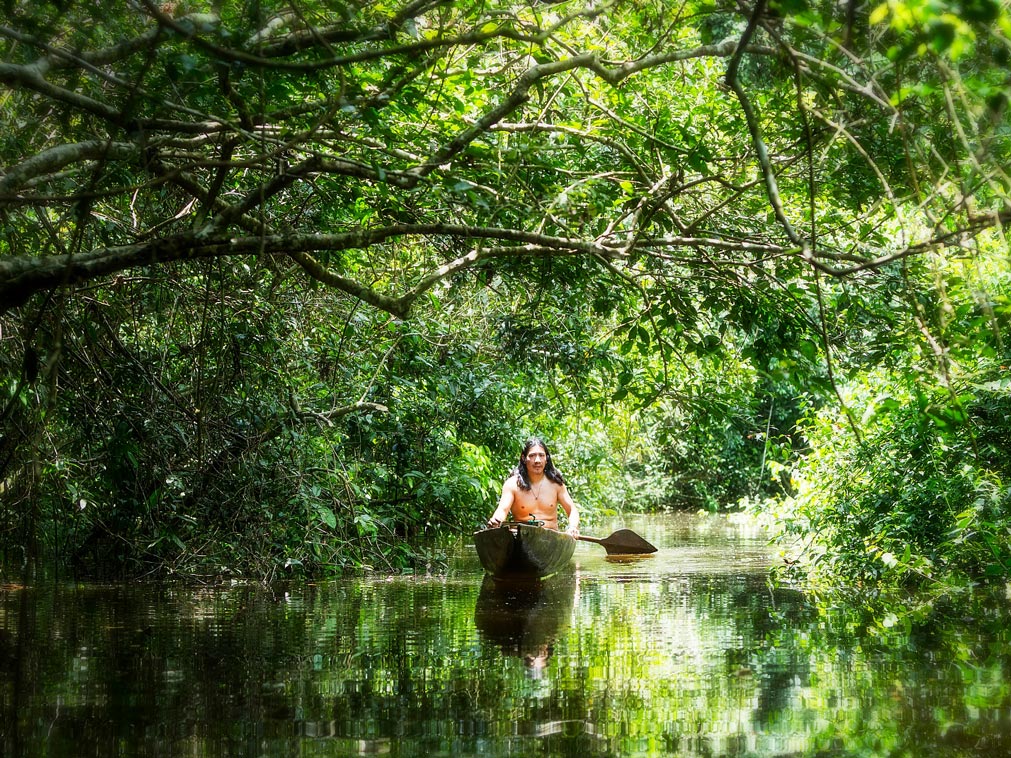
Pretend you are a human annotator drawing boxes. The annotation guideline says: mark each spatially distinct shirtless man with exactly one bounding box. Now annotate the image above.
[485,438,580,535]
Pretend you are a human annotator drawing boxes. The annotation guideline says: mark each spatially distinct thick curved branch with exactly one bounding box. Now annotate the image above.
[0,225,621,317]
[139,0,539,71]
[0,24,163,72]
[8,206,1002,318]
[0,141,138,201]
[247,0,450,57]
[0,62,122,123]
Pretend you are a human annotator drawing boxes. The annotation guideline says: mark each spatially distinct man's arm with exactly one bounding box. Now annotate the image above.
[558,485,580,535]
[486,478,515,528]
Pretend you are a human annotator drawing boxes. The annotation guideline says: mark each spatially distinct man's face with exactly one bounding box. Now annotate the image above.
[524,446,547,474]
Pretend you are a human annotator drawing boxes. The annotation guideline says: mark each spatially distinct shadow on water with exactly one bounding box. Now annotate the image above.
[2,512,1011,757]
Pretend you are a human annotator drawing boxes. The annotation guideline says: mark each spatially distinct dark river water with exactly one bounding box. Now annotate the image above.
[2,512,1010,757]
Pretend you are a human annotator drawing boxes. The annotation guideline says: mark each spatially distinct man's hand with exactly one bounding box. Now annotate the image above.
[486,517,503,529]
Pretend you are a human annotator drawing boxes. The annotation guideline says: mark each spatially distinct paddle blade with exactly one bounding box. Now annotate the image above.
[578,529,657,555]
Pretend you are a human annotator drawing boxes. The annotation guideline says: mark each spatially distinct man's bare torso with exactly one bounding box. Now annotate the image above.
[504,475,563,529]
[487,441,579,535]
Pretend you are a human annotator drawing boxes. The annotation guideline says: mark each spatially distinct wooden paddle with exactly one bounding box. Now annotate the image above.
[576,529,657,555]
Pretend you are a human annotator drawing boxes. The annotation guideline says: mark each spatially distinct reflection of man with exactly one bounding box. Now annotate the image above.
[523,644,552,676]
[486,437,580,535]
[474,573,577,681]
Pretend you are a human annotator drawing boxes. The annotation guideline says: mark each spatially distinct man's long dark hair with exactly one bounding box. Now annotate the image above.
[514,437,566,490]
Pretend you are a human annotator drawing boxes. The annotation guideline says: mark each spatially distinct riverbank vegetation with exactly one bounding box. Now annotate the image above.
[1,0,1009,588]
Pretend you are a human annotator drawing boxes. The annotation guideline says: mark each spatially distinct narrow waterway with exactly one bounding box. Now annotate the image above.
[2,512,1010,757]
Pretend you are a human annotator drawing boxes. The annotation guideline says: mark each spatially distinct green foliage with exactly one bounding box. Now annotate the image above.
[762,361,1011,588]
[755,231,1011,592]
[2,0,1011,579]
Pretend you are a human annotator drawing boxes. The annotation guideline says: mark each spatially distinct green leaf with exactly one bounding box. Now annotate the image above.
[315,505,337,529]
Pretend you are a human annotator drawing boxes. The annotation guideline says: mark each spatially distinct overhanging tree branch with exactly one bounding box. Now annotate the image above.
[0,141,138,200]
[725,0,805,253]
[0,225,623,317]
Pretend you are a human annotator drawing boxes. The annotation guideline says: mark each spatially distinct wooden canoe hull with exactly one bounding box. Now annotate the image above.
[473,523,576,580]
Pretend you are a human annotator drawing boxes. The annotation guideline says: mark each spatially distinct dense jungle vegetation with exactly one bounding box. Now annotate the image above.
[1,0,1009,589]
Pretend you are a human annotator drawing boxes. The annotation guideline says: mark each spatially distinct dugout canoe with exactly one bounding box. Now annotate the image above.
[473,523,576,580]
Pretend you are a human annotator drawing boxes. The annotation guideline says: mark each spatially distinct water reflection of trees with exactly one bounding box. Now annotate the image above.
[3,575,1011,756]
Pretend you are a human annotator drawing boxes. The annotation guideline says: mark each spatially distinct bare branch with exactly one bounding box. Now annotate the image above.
[0,141,138,200]
[0,62,122,123]
[0,224,622,317]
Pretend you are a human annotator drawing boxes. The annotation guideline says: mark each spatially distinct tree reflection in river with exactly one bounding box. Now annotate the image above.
[1,513,1011,757]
